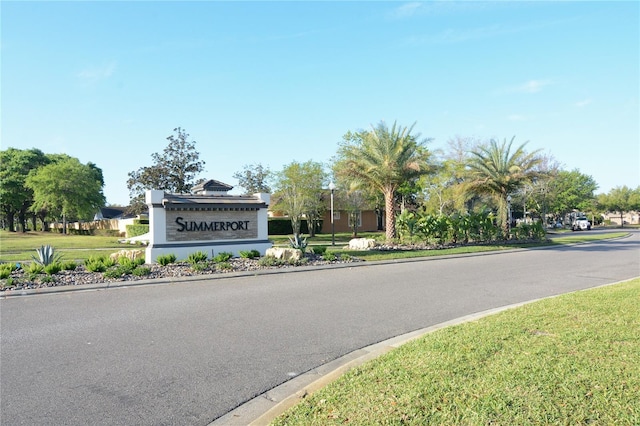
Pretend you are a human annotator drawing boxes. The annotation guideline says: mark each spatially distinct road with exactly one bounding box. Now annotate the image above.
[1,232,639,425]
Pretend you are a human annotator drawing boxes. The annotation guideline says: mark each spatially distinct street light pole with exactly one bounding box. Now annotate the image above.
[329,181,336,246]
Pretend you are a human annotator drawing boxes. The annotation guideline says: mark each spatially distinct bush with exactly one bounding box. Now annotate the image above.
[258,256,283,267]
[118,257,135,268]
[85,256,108,273]
[187,251,208,265]
[156,254,177,266]
[27,262,45,275]
[216,262,233,271]
[132,266,151,276]
[44,263,62,275]
[268,219,319,235]
[0,267,12,279]
[61,261,77,271]
[213,252,233,263]
[0,263,18,276]
[103,265,134,279]
[126,224,149,238]
[190,262,209,272]
[310,246,327,256]
[323,252,337,262]
[239,249,261,259]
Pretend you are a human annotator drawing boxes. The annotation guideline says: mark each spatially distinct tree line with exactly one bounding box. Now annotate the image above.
[2,124,638,239]
[0,148,105,233]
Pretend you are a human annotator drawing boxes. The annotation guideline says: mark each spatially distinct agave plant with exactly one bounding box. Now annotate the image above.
[288,234,308,253]
[32,245,61,266]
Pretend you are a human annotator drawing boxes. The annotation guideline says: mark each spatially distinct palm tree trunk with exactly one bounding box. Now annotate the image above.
[384,187,395,242]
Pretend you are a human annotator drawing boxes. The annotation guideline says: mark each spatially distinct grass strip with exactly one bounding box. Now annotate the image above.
[273,278,640,425]
[1,231,627,263]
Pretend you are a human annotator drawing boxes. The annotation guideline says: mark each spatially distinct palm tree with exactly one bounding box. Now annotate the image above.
[466,137,542,238]
[336,121,432,242]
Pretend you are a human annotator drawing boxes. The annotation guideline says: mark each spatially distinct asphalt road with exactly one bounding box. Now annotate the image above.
[1,232,639,425]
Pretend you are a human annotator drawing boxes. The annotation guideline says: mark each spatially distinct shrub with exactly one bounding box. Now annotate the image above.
[0,268,11,279]
[187,251,208,265]
[239,249,261,259]
[132,266,151,276]
[40,275,54,283]
[156,254,177,266]
[61,261,77,271]
[258,256,283,267]
[126,224,149,238]
[32,244,62,266]
[216,262,233,271]
[103,257,116,268]
[44,263,62,275]
[310,246,327,256]
[289,257,308,266]
[85,256,108,273]
[118,257,135,268]
[268,219,317,235]
[213,252,233,263]
[27,262,45,275]
[0,263,17,278]
[104,266,131,279]
[190,262,208,272]
[323,252,337,262]
[1,277,15,287]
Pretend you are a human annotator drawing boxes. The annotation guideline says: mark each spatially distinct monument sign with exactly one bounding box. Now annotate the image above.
[145,180,272,263]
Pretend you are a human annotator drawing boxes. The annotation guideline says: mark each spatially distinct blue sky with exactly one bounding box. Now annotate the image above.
[2,1,638,206]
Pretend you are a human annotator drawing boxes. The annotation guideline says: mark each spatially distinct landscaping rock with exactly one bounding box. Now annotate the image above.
[348,238,377,250]
[109,249,145,262]
[265,247,303,261]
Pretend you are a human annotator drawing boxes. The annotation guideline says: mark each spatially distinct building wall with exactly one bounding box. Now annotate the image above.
[320,210,380,233]
[602,211,639,225]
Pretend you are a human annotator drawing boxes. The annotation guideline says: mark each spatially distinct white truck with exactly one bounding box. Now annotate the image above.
[571,216,591,231]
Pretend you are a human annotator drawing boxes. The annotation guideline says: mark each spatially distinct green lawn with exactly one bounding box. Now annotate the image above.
[0,231,130,262]
[273,278,640,425]
[0,230,627,263]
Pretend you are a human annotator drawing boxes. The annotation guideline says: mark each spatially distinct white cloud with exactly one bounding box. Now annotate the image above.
[492,79,552,96]
[575,98,592,107]
[518,79,551,93]
[77,61,117,82]
[391,2,424,19]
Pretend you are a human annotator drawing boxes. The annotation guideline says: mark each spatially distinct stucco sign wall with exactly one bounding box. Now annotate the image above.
[144,186,272,264]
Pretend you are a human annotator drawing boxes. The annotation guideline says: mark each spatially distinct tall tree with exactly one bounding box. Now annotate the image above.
[597,186,640,228]
[546,169,598,220]
[127,127,206,212]
[466,137,542,237]
[233,163,272,194]
[272,161,327,238]
[25,157,106,234]
[0,148,49,231]
[335,121,433,242]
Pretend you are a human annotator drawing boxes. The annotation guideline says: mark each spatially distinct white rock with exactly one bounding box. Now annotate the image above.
[109,249,145,262]
[265,247,302,261]
[348,238,377,250]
